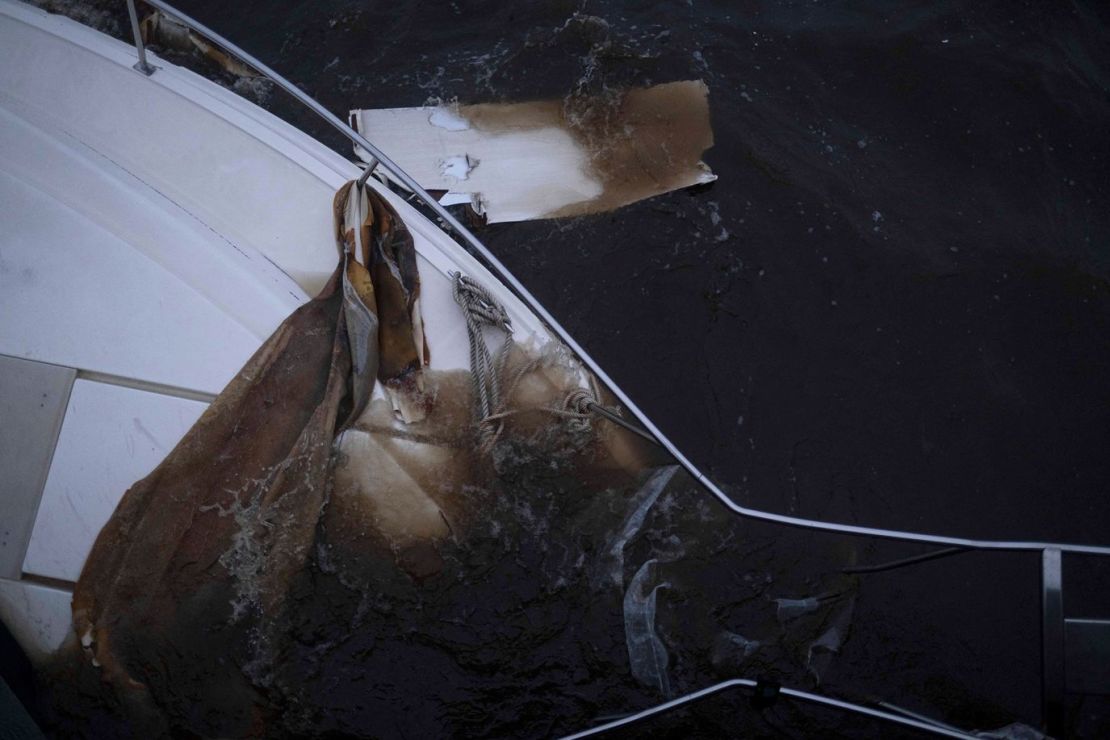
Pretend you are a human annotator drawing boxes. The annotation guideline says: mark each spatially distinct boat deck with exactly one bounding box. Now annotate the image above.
[0,0,546,661]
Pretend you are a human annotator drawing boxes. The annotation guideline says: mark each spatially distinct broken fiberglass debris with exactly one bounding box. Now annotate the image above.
[350,80,716,223]
[806,597,855,684]
[595,464,679,588]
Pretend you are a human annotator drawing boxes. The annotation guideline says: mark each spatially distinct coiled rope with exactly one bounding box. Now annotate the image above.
[451,271,656,451]
[451,271,515,448]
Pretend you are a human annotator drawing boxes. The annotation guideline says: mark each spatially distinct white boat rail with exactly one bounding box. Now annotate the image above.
[118,1,1108,735]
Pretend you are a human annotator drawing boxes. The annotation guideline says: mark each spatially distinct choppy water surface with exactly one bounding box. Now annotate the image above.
[34,0,1110,736]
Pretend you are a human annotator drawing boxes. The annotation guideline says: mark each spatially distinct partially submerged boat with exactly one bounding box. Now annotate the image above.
[1,1,1108,737]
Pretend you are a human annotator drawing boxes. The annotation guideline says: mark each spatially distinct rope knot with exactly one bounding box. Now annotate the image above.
[452,272,512,334]
[563,388,596,416]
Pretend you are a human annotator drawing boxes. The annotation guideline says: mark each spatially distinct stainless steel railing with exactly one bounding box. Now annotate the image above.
[119,2,1106,735]
[562,679,976,739]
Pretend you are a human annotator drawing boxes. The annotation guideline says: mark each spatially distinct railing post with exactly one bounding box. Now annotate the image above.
[1042,548,1065,737]
[126,0,155,75]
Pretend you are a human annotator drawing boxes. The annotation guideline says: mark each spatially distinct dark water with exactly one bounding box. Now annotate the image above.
[39,0,1110,736]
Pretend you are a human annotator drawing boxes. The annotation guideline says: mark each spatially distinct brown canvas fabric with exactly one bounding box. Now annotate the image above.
[68,182,404,736]
[53,183,663,737]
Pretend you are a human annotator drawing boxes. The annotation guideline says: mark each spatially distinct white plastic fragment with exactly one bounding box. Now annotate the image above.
[623,559,671,697]
[775,596,820,622]
[806,597,855,683]
[597,465,679,588]
[716,630,761,662]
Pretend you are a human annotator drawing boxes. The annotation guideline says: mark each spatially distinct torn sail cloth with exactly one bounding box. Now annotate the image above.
[57,180,668,738]
[332,179,431,422]
[69,181,428,738]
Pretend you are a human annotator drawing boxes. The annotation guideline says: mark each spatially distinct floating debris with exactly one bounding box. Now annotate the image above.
[350,80,716,222]
[623,558,672,697]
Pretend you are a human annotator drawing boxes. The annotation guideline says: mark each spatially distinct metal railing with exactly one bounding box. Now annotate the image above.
[121,2,1108,735]
[562,679,976,739]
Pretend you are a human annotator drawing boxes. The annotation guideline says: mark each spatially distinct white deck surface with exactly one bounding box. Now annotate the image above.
[0,0,551,662]
[22,380,208,583]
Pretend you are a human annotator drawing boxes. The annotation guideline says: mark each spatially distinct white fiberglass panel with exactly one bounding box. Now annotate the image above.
[22,380,207,583]
[0,578,73,664]
[353,106,603,223]
[0,166,275,395]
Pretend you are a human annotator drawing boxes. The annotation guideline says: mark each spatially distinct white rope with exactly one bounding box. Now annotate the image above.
[451,272,641,452]
[451,272,515,448]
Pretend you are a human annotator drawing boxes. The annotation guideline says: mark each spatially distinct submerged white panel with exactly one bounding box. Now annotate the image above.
[0,578,73,664]
[22,380,207,583]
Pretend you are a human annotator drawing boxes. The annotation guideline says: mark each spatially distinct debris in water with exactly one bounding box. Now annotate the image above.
[712,630,761,664]
[350,80,716,223]
[775,595,820,622]
[806,597,855,683]
[596,465,679,588]
[623,558,672,697]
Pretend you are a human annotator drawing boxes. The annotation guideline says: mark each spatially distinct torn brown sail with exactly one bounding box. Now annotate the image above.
[54,182,672,738]
[67,182,397,736]
[335,180,431,422]
[71,259,360,736]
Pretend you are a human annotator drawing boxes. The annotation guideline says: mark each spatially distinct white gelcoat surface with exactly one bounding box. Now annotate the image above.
[0,578,74,664]
[353,106,604,223]
[22,380,208,583]
[0,161,276,396]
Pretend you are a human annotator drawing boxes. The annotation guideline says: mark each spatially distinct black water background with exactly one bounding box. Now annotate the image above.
[41,0,1110,735]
